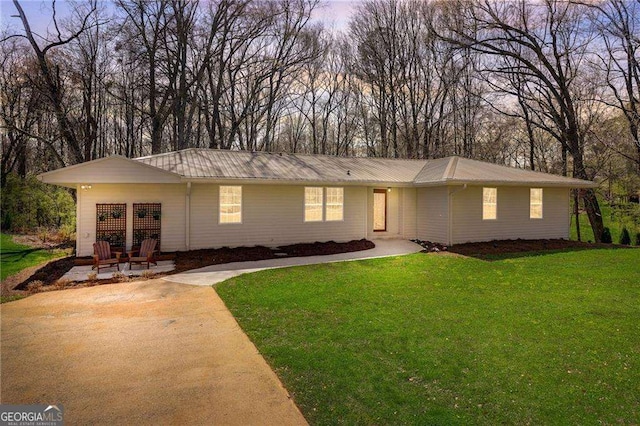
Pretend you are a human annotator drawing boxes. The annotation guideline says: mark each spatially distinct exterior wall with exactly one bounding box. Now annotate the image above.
[189,184,368,249]
[401,187,417,239]
[451,186,570,244]
[416,186,449,243]
[77,183,187,256]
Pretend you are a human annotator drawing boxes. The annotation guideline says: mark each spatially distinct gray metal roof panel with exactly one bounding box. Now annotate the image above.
[135,149,595,187]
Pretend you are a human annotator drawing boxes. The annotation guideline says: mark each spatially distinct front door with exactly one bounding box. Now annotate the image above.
[373,189,387,232]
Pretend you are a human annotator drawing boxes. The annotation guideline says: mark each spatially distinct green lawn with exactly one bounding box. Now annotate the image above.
[0,233,67,281]
[217,249,640,425]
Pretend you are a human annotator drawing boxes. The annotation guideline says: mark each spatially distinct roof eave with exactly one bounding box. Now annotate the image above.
[181,177,415,187]
[413,179,597,188]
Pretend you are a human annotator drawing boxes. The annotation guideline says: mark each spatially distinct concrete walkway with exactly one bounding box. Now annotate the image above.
[166,239,423,286]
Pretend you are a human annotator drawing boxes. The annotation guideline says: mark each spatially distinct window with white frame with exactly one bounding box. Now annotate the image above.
[530,188,543,219]
[304,187,324,222]
[483,187,497,220]
[325,187,344,221]
[219,186,242,224]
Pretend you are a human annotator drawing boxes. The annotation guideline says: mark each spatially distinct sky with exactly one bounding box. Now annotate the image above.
[0,0,358,36]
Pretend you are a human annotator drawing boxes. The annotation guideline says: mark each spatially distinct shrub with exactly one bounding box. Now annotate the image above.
[1,173,75,233]
[635,232,640,246]
[140,270,156,279]
[112,271,128,282]
[601,227,612,244]
[619,227,631,245]
[26,280,44,294]
[55,278,72,290]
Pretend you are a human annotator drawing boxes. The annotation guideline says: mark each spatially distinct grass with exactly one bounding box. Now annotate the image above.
[0,294,26,303]
[570,200,639,243]
[0,233,67,281]
[217,249,640,425]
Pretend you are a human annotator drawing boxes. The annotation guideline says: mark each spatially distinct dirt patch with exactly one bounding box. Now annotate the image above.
[448,239,623,259]
[11,234,74,250]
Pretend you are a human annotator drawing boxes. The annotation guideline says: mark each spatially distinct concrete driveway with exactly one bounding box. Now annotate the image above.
[1,280,307,425]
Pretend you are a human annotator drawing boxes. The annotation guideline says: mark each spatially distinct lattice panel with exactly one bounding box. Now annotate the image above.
[96,203,127,252]
[133,203,161,250]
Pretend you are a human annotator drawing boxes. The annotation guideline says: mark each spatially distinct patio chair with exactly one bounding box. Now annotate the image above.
[128,239,158,269]
[93,241,121,273]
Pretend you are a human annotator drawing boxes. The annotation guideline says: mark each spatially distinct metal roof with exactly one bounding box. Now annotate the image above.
[134,149,595,187]
[135,149,427,184]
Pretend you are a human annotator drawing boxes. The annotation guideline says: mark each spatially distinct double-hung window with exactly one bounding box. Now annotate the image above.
[219,186,242,224]
[530,188,543,219]
[304,187,344,222]
[325,188,344,221]
[483,187,497,220]
[304,187,324,222]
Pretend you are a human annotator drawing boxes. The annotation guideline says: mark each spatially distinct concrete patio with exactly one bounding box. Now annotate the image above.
[62,260,175,282]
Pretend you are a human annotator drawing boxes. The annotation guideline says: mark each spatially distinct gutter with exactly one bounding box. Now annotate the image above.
[447,184,468,246]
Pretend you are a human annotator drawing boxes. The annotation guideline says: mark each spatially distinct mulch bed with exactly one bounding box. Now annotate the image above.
[447,238,625,258]
[5,239,376,294]
[173,239,375,273]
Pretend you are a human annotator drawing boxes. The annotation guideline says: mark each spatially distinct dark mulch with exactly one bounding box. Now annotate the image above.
[7,239,376,294]
[411,239,449,252]
[448,238,626,259]
[12,257,76,291]
[173,239,375,273]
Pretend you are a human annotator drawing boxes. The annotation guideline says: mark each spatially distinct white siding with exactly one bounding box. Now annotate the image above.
[77,184,187,256]
[189,184,367,249]
[416,186,449,243]
[451,186,570,244]
[401,187,417,239]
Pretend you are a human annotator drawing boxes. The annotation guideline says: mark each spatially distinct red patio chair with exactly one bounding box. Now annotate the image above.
[128,239,158,269]
[93,241,121,273]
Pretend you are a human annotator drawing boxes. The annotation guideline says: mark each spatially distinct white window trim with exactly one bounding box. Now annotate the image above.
[304,187,324,223]
[482,187,498,221]
[530,188,543,219]
[304,187,345,222]
[325,187,344,222]
[219,185,242,224]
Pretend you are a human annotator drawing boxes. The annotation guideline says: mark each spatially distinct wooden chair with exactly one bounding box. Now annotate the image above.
[93,241,121,273]
[128,239,158,269]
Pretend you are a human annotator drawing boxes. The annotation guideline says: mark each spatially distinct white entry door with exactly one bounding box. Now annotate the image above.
[373,189,387,232]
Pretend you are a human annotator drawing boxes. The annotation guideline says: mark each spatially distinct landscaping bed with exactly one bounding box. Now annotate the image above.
[448,238,622,259]
[4,239,376,297]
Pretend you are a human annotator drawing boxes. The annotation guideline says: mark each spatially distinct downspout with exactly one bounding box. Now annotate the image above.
[364,187,369,239]
[185,182,191,251]
[447,184,467,246]
[76,184,82,255]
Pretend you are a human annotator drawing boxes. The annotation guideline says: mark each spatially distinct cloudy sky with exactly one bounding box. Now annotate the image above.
[0,0,358,36]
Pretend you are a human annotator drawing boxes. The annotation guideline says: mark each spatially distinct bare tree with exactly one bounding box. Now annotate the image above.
[435,0,605,241]
[7,0,102,164]
[587,0,640,171]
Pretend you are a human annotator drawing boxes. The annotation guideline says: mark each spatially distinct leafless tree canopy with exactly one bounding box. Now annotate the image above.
[2,0,640,239]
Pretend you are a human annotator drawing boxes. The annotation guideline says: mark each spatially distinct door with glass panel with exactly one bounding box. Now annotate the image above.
[373,189,387,232]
